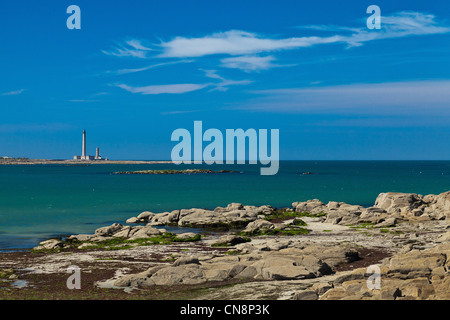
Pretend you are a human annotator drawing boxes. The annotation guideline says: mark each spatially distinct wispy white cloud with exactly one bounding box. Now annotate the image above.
[243,80,450,114]
[158,30,341,58]
[102,39,153,58]
[160,110,200,115]
[126,40,153,51]
[299,11,450,48]
[116,83,208,95]
[2,89,25,96]
[203,69,253,91]
[115,70,252,95]
[220,55,287,72]
[107,59,194,75]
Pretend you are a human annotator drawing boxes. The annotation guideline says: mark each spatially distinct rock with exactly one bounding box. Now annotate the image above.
[293,199,326,213]
[374,192,424,215]
[67,234,96,242]
[212,235,250,246]
[175,232,198,240]
[380,286,402,300]
[8,274,19,280]
[173,256,200,267]
[374,217,397,228]
[136,211,155,221]
[177,209,229,227]
[337,212,361,226]
[95,223,123,237]
[148,212,172,226]
[436,230,450,243]
[242,219,275,235]
[150,265,206,285]
[112,226,140,238]
[227,203,244,211]
[234,266,258,279]
[327,201,342,210]
[114,266,164,288]
[387,250,446,278]
[77,242,96,249]
[324,211,343,225]
[264,239,292,251]
[259,258,313,280]
[125,217,140,224]
[424,191,450,219]
[293,289,318,300]
[128,226,162,240]
[33,239,65,251]
[311,282,333,296]
[333,268,367,285]
[227,264,247,278]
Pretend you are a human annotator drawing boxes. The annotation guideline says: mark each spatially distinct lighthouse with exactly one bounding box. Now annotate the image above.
[82,129,86,159]
[73,130,107,161]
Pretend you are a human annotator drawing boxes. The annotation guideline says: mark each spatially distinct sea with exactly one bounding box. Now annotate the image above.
[1,161,450,250]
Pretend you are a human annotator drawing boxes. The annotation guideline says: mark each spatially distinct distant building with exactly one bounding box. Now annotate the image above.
[73,130,108,161]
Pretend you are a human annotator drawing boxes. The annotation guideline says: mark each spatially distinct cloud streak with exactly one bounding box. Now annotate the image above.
[107,59,194,75]
[2,89,25,96]
[244,80,450,114]
[115,70,252,95]
[220,55,286,72]
[116,83,208,95]
[102,40,153,58]
[158,30,341,58]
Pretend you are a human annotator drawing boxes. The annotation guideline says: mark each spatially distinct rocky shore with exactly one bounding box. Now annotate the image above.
[0,191,449,300]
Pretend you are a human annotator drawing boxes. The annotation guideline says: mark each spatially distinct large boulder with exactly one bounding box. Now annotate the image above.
[177,209,228,227]
[33,239,65,251]
[94,223,123,237]
[128,225,163,240]
[211,235,250,246]
[292,199,326,214]
[148,211,179,226]
[374,193,424,215]
[146,265,207,286]
[242,219,275,235]
[137,211,155,221]
[423,191,450,219]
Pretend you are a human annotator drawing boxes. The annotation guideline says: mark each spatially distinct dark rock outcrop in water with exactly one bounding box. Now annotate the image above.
[113,169,237,175]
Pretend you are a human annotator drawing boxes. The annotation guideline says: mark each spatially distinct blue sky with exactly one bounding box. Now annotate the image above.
[1,0,450,160]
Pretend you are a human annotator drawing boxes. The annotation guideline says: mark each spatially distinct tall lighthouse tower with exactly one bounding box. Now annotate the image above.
[73,129,107,161]
[82,129,87,160]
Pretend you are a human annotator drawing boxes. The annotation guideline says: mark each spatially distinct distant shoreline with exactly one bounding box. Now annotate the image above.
[0,158,172,165]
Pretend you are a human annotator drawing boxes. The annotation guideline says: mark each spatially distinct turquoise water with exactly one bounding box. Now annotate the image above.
[1,161,450,250]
